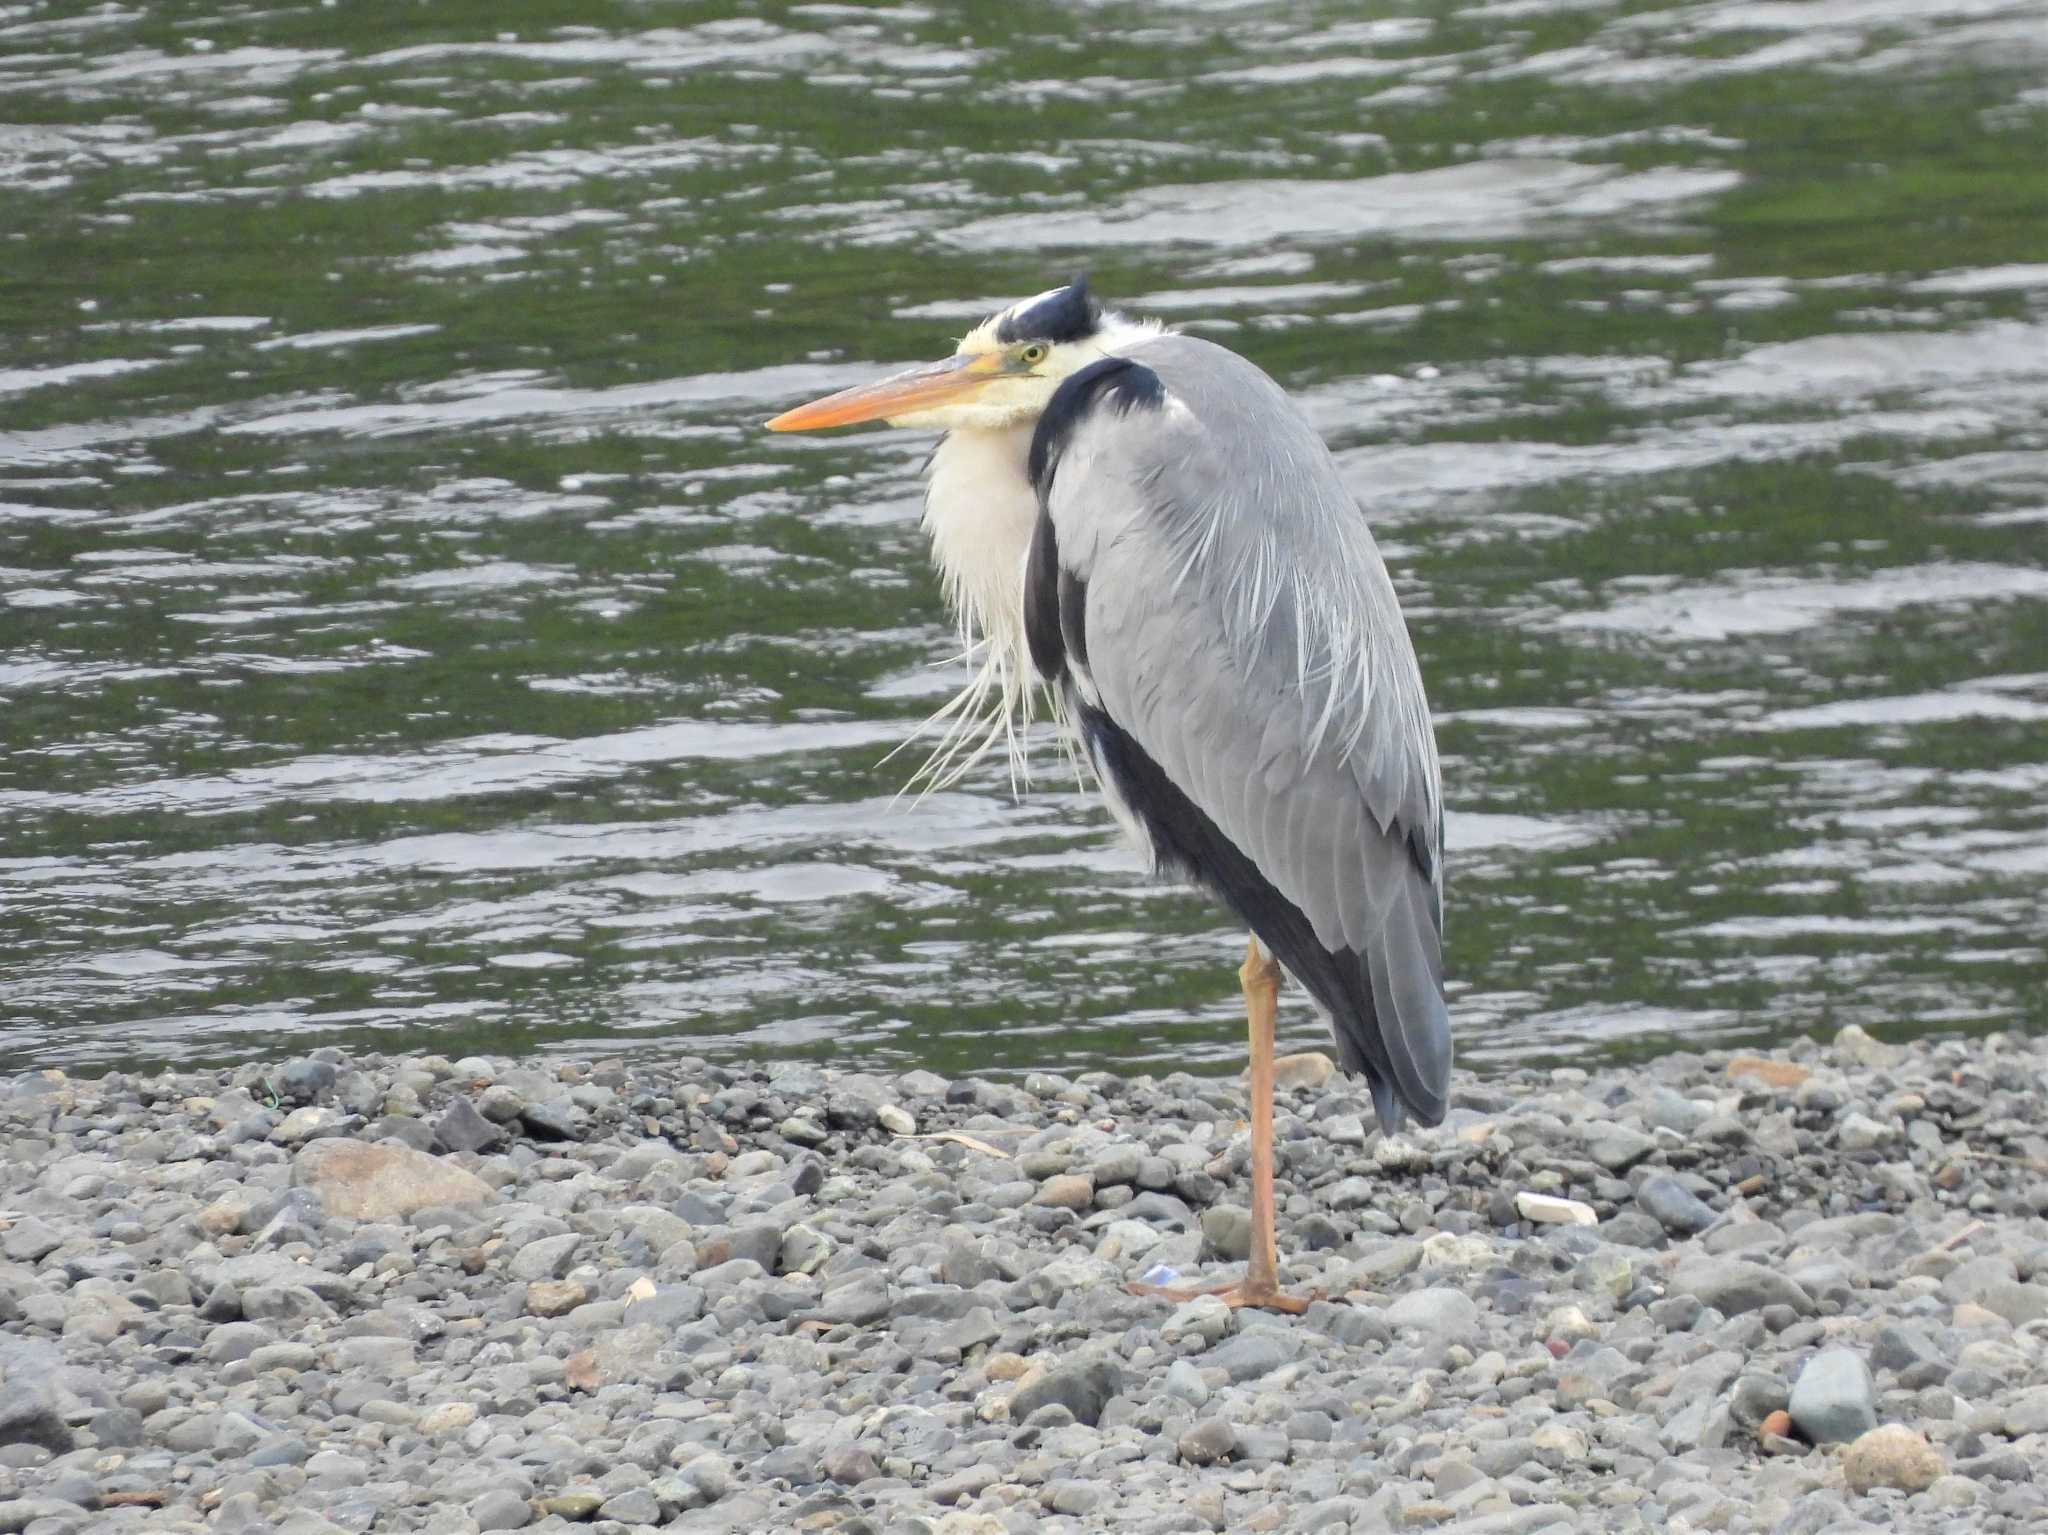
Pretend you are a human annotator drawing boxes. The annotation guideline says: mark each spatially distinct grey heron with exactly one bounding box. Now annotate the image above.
[768,281,1449,1312]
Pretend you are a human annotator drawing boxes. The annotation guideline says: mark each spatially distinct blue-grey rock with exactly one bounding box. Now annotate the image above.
[1206,1329,1301,1383]
[1789,1348,1877,1445]
[1646,1088,1712,1135]
[1585,1124,1657,1172]
[0,1499,89,1532]
[507,1232,580,1282]
[433,1097,505,1155]
[1637,1175,1716,1236]
[0,1216,61,1265]
[811,1274,891,1327]
[276,1059,336,1104]
[0,1382,74,1453]
[470,1486,531,1531]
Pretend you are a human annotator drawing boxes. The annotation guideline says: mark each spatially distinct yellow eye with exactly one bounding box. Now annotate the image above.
[1018,343,1049,367]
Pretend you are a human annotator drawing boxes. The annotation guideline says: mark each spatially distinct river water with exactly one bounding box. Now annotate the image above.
[3,0,2045,1081]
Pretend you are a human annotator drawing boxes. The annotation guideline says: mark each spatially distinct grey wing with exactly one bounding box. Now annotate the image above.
[1037,334,1450,1127]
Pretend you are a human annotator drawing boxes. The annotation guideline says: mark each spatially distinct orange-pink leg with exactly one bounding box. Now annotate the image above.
[1130,937,1311,1314]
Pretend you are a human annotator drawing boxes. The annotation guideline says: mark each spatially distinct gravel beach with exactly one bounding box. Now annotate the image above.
[2,1026,2044,1535]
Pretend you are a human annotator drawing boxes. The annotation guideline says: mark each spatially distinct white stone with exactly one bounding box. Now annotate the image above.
[877,1103,916,1136]
[1517,1191,1598,1226]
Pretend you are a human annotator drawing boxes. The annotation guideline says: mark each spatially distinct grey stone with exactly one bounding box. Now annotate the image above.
[0,1383,74,1453]
[0,1500,89,1533]
[1788,1348,1877,1445]
[1047,1480,1108,1516]
[1835,1111,1897,1152]
[598,1489,662,1523]
[780,1224,831,1275]
[433,1096,505,1155]
[821,1444,879,1485]
[1177,1418,1235,1465]
[276,1059,336,1103]
[470,1487,531,1531]
[938,1306,1001,1355]
[1670,1257,1814,1317]
[1979,1281,2048,1326]
[1009,1355,1122,1427]
[517,1099,583,1140]
[1729,1371,1790,1430]
[1200,1205,1251,1260]
[1647,1089,1713,1135]
[1385,1286,1479,1338]
[1207,1329,1300,1383]
[0,1217,60,1264]
[1872,1324,1946,1376]
[1585,1124,1658,1172]
[204,1321,276,1364]
[1163,1358,1209,1407]
[507,1232,580,1281]
[2003,1386,2048,1438]
[1637,1174,1715,1236]
[812,1273,891,1327]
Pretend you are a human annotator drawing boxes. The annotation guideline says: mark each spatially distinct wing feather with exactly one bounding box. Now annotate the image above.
[1043,333,1450,1127]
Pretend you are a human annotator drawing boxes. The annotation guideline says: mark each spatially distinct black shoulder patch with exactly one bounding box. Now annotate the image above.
[995,278,1100,344]
[1026,356,1166,498]
[1024,504,1066,685]
[1059,568,1089,676]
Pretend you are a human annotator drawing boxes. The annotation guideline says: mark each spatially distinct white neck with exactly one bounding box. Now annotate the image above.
[903,423,1045,792]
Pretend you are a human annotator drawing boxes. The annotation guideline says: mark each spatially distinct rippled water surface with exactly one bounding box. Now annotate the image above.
[4,0,2045,1079]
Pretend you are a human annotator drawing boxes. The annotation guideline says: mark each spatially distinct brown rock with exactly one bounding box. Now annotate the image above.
[1759,1409,1794,1443]
[1031,1174,1094,1211]
[526,1278,587,1317]
[1727,1057,1810,1090]
[1843,1425,1943,1494]
[292,1139,493,1222]
[1269,1051,1337,1091]
[564,1349,603,1392]
[536,1491,602,1519]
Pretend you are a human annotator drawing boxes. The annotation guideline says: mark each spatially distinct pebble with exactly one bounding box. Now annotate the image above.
[1177,1418,1236,1465]
[1515,1191,1596,1226]
[1636,1173,1716,1235]
[1842,1424,1944,1493]
[1787,1347,1878,1444]
[1,1033,2043,1534]
[1008,1355,1122,1426]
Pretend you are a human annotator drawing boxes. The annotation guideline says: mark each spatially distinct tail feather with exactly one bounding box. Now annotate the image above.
[1359,875,1451,1129]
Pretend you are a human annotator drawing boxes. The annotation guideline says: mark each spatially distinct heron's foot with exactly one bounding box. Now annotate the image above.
[1126,1277,1316,1315]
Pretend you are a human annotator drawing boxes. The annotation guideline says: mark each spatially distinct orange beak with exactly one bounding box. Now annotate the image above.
[766,351,1002,432]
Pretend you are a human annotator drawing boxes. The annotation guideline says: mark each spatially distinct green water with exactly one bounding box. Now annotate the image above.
[3,0,2045,1079]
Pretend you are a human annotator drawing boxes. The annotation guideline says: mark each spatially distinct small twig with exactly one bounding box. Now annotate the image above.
[1957,1147,2048,1174]
[894,1130,1013,1157]
[1938,1220,1987,1252]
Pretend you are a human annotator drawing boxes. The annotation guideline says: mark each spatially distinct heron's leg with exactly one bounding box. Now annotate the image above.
[1128,935,1311,1314]
[1239,934,1286,1301]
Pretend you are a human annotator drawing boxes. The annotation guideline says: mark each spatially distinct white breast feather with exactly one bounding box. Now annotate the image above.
[894,425,1058,796]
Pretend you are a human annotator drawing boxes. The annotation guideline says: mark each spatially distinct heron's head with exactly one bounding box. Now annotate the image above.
[767,280,1157,436]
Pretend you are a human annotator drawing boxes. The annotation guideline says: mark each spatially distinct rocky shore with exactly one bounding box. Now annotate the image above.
[1,1025,2043,1535]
